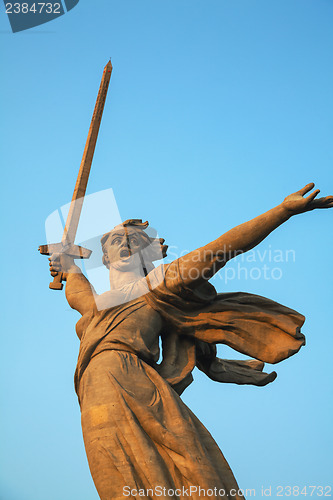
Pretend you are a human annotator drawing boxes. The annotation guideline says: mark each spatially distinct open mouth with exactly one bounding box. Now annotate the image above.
[120,249,131,258]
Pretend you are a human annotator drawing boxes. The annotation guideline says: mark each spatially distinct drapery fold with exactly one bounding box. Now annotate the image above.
[144,272,305,393]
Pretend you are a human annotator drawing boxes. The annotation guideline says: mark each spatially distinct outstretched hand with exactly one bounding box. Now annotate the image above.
[283,183,333,215]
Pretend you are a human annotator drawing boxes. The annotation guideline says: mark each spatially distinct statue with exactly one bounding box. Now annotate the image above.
[40,62,333,500]
[47,184,332,500]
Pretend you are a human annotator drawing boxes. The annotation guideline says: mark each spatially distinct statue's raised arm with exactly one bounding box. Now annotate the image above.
[49,253,96,318]
[168,183,333,289]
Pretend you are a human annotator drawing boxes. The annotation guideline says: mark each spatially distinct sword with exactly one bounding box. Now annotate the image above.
[39,60,112,290]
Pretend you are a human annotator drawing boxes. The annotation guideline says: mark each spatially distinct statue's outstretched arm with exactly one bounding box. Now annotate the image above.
[169,183,332,287]
[49,254,96,315]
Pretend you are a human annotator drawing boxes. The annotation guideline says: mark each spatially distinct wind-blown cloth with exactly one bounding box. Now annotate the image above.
[74,264,305,398]
[143,267,305,394]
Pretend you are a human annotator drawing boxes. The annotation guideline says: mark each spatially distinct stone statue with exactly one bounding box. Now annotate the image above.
[48,183,332,499]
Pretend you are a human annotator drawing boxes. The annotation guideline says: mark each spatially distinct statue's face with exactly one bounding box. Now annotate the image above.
[106,228,143,265]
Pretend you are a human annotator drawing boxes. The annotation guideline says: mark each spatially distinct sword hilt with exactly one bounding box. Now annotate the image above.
[49,272,64,290]
[38,243,92,291]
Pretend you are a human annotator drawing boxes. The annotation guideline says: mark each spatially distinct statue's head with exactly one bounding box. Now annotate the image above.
[101,219,168,274]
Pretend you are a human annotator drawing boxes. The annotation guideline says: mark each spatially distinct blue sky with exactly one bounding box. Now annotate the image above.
[1,1,332,499]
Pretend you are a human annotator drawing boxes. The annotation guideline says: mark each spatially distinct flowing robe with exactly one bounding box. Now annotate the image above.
[74,264,305,499]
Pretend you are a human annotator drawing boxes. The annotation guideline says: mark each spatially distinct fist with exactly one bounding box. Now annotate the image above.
[48,253,77,278]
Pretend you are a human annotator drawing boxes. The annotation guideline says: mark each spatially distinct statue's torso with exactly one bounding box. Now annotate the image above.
[78,299,163,366]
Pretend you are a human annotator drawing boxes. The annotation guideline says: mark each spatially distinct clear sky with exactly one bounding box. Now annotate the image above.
[1,1,332,499]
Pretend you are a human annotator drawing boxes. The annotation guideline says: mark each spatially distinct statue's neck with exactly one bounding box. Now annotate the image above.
[109,265,146,290]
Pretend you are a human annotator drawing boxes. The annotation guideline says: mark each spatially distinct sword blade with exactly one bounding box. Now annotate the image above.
[62,60,112,245]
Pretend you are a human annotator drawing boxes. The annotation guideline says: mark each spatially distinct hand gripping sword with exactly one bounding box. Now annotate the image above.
[39,60,112,290]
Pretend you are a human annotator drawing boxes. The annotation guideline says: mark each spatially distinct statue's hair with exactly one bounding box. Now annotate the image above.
[101,219,168,270]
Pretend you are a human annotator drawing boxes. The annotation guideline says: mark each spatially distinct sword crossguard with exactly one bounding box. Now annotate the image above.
[38,243,92,291]
[39,243,92,259]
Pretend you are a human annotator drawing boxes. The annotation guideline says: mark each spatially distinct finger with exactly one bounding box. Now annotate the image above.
[298,183,315,196]
[321,195,333,204]
[49,262,61,270]
[50,268,61,274]
[49,261,60,268]
[49,253,60,262]
[50,271,59,277]
[305,189,320,202]
[312,196,333,207]
[315,200,333,209]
